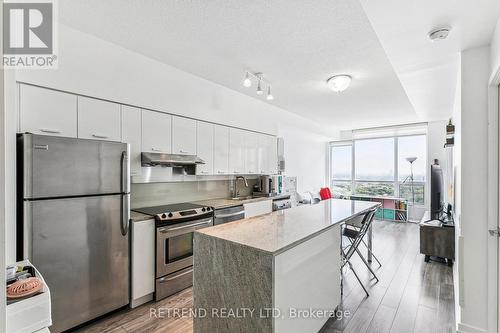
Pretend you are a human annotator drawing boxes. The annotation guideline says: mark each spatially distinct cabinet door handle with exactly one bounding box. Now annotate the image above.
[151,147,161,152]
[217,171,225,174]
[92,134,109,139]
[200,171,209,174]
[40,128,61,134]
[179,150,188,154]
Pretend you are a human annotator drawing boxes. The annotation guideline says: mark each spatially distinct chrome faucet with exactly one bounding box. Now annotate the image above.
[233,176,249,198]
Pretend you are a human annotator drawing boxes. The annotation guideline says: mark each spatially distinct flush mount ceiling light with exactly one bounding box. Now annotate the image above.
[428,27,451,41]
[243,71,274,100]
[327,75,352,92]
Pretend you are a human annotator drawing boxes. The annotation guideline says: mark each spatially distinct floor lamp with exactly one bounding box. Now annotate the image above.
[404,157,417,204]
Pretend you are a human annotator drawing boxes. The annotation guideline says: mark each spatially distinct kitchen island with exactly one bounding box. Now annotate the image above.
[193,198,379,333]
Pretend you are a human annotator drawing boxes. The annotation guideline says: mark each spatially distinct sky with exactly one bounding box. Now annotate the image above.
[331,135,426,182]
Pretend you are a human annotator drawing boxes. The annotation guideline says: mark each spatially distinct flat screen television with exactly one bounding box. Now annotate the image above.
[430,162,444,219]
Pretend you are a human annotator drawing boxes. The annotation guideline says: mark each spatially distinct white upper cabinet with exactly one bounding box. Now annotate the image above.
[213,125,230,175]
[141,110,172,153]
[121,106,142,176]
[257,134,269,174]
[78,96,121,141]
[196,121,214,175]
[267,135,278,174]
[172,116,196,155]
[244,132,258,174]
[229,128,245,174]
[20,84,77,137]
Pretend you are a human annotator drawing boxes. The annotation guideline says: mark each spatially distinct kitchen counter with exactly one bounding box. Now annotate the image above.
[193,199,380,333]
[196,198,378,254]
[130,211,154,222]
[191,193,290,210]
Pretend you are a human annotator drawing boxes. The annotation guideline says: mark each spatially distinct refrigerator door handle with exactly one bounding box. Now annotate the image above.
[121,194,130,236]
[121,150,130,194]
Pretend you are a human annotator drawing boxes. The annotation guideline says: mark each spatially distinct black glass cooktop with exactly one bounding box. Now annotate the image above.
[133,203,205,215]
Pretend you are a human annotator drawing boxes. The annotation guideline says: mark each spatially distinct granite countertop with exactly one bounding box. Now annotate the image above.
[191,194,290,210]
[130,210,154,222]
[196,198,380,255]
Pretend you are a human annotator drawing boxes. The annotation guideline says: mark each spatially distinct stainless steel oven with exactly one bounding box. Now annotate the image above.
[156,217,213,278]
[133,203,213,300]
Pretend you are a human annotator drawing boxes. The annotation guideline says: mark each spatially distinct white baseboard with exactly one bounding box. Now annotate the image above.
[457,322,488,333]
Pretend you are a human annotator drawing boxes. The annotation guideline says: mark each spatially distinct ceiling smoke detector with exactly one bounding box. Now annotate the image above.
[428,27,451,41]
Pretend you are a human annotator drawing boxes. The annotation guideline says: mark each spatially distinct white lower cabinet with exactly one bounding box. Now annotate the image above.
[121,106,142,176]
[19,84,77,137]
[131,218,155,308]
[77,96,121,141]
[243,200,272,218]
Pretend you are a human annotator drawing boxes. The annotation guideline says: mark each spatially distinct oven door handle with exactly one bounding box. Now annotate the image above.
[158,269,194,283]
[158,219,212,233]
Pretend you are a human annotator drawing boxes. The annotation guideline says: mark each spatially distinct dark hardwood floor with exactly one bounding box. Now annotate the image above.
[74,220,455,333]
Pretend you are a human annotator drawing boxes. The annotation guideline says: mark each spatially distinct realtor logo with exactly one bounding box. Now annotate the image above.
[2,0,58,68]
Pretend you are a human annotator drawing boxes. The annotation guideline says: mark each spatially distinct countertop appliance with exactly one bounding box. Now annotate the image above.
[17,134,130,333]
[254,175,283,197]
[213,205,245,225]
[132,203,213,300]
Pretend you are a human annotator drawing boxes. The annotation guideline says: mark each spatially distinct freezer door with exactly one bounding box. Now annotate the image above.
[27,195,130,333]
[20,134,129,199]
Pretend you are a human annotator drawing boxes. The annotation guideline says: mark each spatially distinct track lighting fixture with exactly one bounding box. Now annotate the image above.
[242,71,274,100]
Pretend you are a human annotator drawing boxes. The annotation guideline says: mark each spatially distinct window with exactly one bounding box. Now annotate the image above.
[331,145,352,181]
[398,135,426,204]
[330,144,352,195]
[398,135,426,182]
[355,138,394,181]
[329,127,427,205]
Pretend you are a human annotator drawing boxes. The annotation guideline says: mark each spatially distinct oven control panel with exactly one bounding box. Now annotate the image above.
[156,207,212,221]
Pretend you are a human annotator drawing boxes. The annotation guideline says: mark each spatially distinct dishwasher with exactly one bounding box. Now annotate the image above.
[214,205,245,225]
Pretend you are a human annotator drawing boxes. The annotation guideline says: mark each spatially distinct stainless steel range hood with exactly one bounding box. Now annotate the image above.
[141,152,205,167]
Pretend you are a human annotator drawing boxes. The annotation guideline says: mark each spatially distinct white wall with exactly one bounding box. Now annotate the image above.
[0,1,6,329]
[426,120,447,205]
[279,124,330,194]
[491,16,500,81]
[456,46,491,333]
[4,24,335,263]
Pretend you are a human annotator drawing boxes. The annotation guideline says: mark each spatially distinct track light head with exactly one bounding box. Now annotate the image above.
[266,86,274,100]
[243,72,252,87]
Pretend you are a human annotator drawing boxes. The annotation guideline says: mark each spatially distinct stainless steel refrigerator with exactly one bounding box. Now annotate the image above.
[17,134,130,333]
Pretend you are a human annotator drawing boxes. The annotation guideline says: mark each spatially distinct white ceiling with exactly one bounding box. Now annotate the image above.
[58,1,500,131]
[359,0,500,122]
[59,0,419,131]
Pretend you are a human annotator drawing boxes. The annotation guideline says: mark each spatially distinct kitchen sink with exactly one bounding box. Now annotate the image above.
[230,196,254,201]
